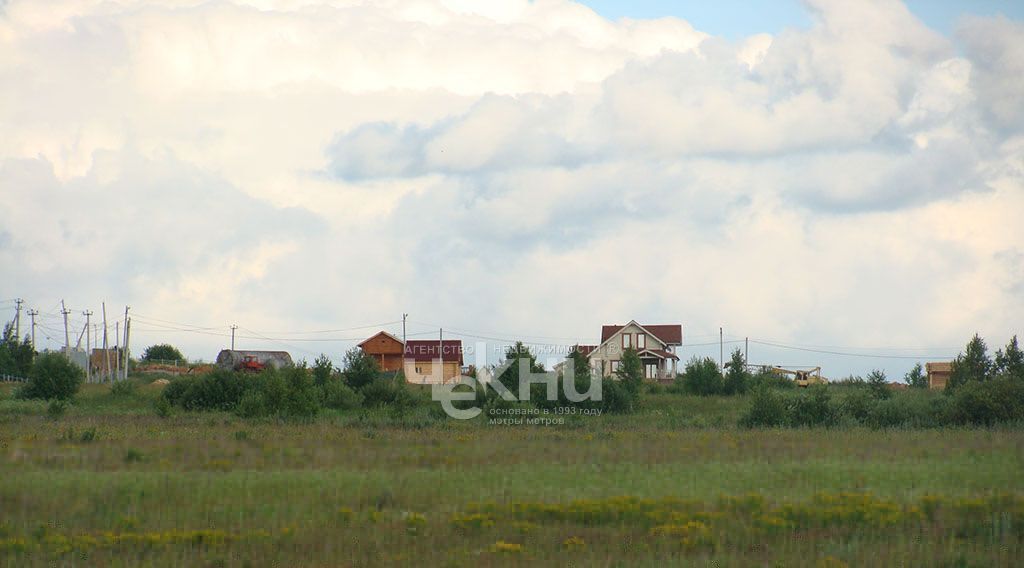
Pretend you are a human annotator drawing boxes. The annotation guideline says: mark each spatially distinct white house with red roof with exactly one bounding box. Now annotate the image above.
[576,320,682,381]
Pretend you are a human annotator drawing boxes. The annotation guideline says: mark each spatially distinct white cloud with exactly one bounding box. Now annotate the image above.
[1,0,1021,376]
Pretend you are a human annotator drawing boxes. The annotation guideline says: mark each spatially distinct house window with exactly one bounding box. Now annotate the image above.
[622,333,631,349]
[637,334,646,349]
[611,361,620,373]
[645,364,658,379]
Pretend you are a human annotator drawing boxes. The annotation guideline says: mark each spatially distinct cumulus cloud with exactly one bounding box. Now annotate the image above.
[1,0,1021,375]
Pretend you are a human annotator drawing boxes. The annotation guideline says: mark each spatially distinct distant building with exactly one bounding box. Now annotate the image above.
[925,362,952,389]
[404,340,464,384]
[90,348,123,375]
[358,331,405,373]
[215,350,293,371]
[582,320,682,381]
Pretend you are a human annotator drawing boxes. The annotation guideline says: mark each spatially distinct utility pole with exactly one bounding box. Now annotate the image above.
[231,324,237,351]
[102,302,110,382]
[745,337,749,368]
[718,327,725,371]
[402,313,408,345]
[115,321,120,381]
[123,306,130,380]
[14,298,23,339]
[124,317,131,380]
[27,309,38,351]
[439,327,443,383]
[61,300,71,356]
[82,310,93,383]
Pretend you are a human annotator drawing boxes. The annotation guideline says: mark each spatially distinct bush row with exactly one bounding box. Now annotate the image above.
[162,365,421,419]
[740,377,1024,428]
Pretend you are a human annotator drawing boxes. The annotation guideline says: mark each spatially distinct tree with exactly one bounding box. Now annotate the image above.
[312,353,334,387]
[866,369,891,399]
[0,321,34,377]
[723,348,750,395]
[682,357,723,396]
[903,363,928,389]
[19,352,84,400]
[567,346,592,382]
[341,348,380,390]
[496,341,544,397]
[995,336,1024,380]
[947,334,992,393]
[615,347,643,397]
[141,344,186,364]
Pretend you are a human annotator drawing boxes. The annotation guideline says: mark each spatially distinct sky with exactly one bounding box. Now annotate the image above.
[581,0,1024,37]
[1,0,1022,379]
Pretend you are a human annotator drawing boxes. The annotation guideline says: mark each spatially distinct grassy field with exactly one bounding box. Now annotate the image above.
[1,381,1022,566]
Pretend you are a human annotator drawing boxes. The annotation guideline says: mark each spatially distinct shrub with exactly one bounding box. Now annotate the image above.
[838,388,875,423]
[153,396,172,418]
[233,367,322,419]
[858,391,950,429]
[364,378,417,409]
[681,357,723,396]
[748,370,796,390]
[162,369,246,411]
[789,386,836,427]
[19,352,84,401]
[47,399,68,418]
[342,348,381,390]
[949,377,1024,425]
[236,390,268,419]
[599,378,637,414]
[740,387,789,427]
[282,366,320,419]
[110,379,138,398]
[141,343,186,364]
[320,379,363,410]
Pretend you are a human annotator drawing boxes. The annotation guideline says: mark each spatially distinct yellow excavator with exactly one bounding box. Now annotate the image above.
[768,366,827,387]
[740,364,828,387]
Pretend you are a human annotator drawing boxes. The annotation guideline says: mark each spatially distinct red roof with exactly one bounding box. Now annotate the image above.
[601,323,682,345]
[404,340,464,364]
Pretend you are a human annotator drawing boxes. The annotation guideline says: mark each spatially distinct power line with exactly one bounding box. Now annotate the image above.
[747,335,961,352]
[748,339,955,360]
[408,320,597,343]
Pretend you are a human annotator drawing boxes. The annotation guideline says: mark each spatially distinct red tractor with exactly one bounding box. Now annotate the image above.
[238,355,266,373]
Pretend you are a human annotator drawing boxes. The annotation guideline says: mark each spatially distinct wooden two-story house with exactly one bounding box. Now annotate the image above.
[578,320,682,381]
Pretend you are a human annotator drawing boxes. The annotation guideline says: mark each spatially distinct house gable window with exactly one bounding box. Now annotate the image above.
[622,333,631,349]
[637,333,646,349]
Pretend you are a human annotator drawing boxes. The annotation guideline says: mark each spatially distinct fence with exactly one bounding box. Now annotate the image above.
[0,373,28,382]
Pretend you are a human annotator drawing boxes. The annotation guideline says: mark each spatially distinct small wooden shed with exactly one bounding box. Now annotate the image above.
[925,362,952,390]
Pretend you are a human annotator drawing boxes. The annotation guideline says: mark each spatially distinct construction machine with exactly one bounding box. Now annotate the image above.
[238,355,266,373]
[769,366,827,387]
[745,364,828,387]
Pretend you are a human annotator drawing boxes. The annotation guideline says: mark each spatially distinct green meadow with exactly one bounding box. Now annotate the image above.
[1,381,1022,566]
